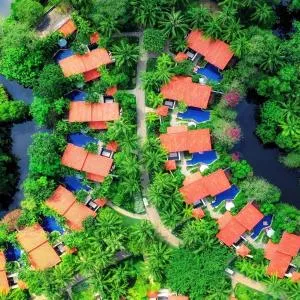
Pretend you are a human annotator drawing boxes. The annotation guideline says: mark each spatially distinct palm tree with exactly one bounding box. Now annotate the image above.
[112,40,140,69]
[230,35,249,58]
[159,9,189,39]
[280,116,300,139]
[146,91,164,108]
[131,0,160,28]
[260,46,285,73]
[280,100,300,120]
[187,5,210,29]
[265,276,286,298]
[223,20,244,42]
[218,0,239,8]
[99,17,119,37]
[203,16,222,40]
[251,3,275,26]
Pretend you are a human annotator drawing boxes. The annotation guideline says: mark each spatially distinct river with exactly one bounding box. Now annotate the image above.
[234,99,300,209]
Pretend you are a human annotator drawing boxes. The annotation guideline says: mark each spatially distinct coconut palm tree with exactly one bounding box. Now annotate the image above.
[99,17,119,37]
[260,46,285,73]
[146,91,164,108]
[131,0,160,27]
[230,35,249,58]
[280,116,300,139]
[265,276,286,298]
[280,100,300,120]
[203,16,222,40]
[159,9,189,39]
[112,40,140,69]
[223,20,244,42]
[187,5,210,29]
[251,3,275,26]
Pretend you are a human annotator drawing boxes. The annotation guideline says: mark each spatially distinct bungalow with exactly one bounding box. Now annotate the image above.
[180,169,231,205]
[46,185,96,231]
[16,224,61,270]
[186,30,234,70]
[59,48,113,78]
[216,203,264,247]
[61,143,113,182]
[57,18,77,37]
[265,232,300,279]
[161,76,212,109]
[160,125,212,161]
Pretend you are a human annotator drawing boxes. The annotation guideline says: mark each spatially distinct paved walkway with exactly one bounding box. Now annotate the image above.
[107,201,147,220]
[231,272,267,293]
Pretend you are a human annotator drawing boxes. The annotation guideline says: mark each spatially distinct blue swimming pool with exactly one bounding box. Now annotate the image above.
[5,244,21,262]
[68,133,98,147]
[212,185,240,207]
[196,63,223,83]
[66,90,87,101]
[61,176,90,192]
[54,49,74,63]
[41,216,64,234]
[186,150,217,166]
[178,107,210,123]
[251,215,272,239]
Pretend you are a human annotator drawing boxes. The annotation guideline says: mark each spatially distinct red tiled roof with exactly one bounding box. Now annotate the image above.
[180,169,230,204]
[234,203,264,231]
[277,232,300,257]
[46,185,76,215]
[64,201,96,231]
[192,208,205,219]
[106,141,118,152]
[82,153,113,177]
[0,271,9,294]
[59,48,112,77]
[156,105,169,117]
[87,173,105,183]
[90,32,100,44]
[174,52,188,62]
[83,69,100,82]
[165,160,177,171]
[94,198,107,207]
[106,86,118,96]
[58,19,77,37]
[217,211,233,230]
[0,252,6,271]
[291,272,300,282]
[266,251,292,278]
[61,143,88,171]
[169,296,189,300]
[264,240,279,260]
[68,102,92,122]
[161,76,212,109]
[187,30,234,70]
[183,172,202,186]
[167,125,188,134]
[89,121,108,130]
[160,126,211,154]
[236,245,251,257]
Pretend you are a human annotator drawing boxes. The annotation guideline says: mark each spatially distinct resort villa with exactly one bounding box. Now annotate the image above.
[265,232,300,279]
[46,185,97,231]
[160,76,212,109]
[61,143,114,183]
[16,224,61,270]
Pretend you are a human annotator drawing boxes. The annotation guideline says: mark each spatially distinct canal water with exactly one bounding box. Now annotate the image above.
[234,99,300,209]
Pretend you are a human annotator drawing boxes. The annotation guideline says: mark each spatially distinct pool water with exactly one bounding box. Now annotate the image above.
[5,244,21,261]
[251,215,272,239]
[212,185,240,207]
[196,63,223,83]
[178,107,211,123]
[186,150,217,166]
[61,176,90,192]
[54,49,74,63]
[66,90,88,101]
[68,133,98,147]
[41,216,64,234]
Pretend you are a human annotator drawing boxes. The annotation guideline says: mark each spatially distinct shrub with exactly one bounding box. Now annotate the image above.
[280,151,300,168]
[143,29,166,53]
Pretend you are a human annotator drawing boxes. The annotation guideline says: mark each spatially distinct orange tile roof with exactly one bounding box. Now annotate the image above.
[167,125,188,134]
[28,242,61,270]
[89,121,108,130]
[169,296,189,300]
[236,245,251,257]
[87,173,105,183]
[90,32,100,44]
[82,153,113,177]
[216,218,246,246]
[174,52,188,62]
[187,30,234,70]
[266,251,292,278]
[192,208,205,219]
[68,102,119,122]
[59,48,112,77]
[106,86,118,96]
[64,201,96,231]
[0,271,9,294]
[277,232,300,257]
[0,252,6,271]
[161,76,212,109]
[217,211,233,230]
[180,169,230,204]
[46,185,76,215]
[106,141,118,152]
[68,101,92,122]
[234,203,264,231]
[160,127,211,154]
[61,143,88,171]
[264,240,279,260]
[183,172,202,186]
[84,69,100,82]
[291,272,300,282]
[165,160,177,171]
[94,198,107,207]
[58,19,77,37]
[156,105,169,117]
[91,103,120,121]
[17,224,47,253]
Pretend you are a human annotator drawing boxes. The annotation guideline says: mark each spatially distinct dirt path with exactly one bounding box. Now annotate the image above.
[231,272,267,293]
[107,201,147,220]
